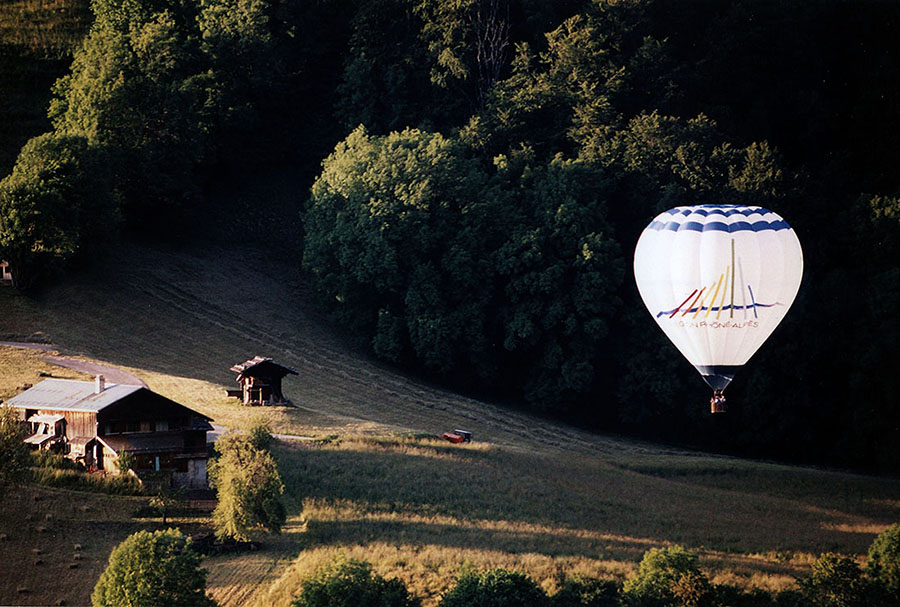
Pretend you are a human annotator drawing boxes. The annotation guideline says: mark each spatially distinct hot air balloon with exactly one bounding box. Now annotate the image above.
[633,205,803,413]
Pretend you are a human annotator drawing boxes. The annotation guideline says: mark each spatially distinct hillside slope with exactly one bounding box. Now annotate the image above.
[2,243,899,606]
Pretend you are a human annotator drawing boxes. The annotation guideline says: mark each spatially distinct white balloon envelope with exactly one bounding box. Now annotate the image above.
[633,205,803,405]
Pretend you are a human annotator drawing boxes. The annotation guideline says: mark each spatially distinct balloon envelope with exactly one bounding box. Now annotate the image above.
[633,205,803,391]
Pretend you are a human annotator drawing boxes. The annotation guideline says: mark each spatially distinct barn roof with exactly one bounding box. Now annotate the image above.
[5,378,143,412]
[229,356,298,376]
[5,379,212,423]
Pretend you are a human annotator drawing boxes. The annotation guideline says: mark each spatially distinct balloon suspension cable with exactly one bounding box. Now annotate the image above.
[710,389,727,414]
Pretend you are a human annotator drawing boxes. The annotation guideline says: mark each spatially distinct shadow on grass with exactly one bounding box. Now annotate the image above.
[276,440,898,557]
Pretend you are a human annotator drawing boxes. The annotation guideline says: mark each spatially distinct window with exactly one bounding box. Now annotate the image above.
[155,420,168,432]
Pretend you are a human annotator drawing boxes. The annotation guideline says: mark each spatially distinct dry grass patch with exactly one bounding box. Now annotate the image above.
[0,345,90,401]
[260,542,636,607]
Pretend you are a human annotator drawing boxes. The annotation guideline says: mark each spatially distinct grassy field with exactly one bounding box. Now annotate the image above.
[1,243,899,606]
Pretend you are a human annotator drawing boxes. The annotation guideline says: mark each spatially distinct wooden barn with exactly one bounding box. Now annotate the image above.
[6,376,213,489]
[228,356,297,406]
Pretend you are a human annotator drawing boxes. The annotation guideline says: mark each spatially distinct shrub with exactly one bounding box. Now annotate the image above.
[800,553,868,607]
[552,575,620,607]
[292,557,419,607]
[92,528,215,607]
[249,417,273,451]
[439,568,549,607]
[116,451,134,474]
[623,545,711,607]
[31,450,82,470]
[30,467,143,495]
[712,585,780,607]
[867,523,900,601]
[0,406,30,492]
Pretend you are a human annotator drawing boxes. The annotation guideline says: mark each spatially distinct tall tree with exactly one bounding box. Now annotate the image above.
[208,432,286,541]
[0,133,118,290]
[49,0,204,232]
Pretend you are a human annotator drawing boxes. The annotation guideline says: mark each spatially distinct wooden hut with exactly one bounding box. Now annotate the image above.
[229,356,297,406]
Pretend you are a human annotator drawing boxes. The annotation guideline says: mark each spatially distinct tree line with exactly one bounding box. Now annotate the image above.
[0,0,897,470]
[90,523,900,607]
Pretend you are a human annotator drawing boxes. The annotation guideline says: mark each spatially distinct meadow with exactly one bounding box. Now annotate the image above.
[1,243,898,606]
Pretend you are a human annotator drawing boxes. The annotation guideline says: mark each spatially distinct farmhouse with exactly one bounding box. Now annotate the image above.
[228,356,297,406]
[5,376,213,489]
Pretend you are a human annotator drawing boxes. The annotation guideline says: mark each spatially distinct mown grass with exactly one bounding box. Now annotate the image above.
[2,242,899,606]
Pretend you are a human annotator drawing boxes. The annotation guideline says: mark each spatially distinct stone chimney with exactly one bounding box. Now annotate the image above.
[95,375,106,393]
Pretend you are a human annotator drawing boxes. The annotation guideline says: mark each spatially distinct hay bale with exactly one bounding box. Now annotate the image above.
[73,543,82,551]
[33,558,43,565]
[73,553,83,560]
[68,562,78,569]
[0,533,8,540]
[32,548,43,554]
[16,586,28,594]
[56,600,67,606]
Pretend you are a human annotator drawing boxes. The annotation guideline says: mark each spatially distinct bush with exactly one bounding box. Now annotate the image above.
[92,528,215,607]
[31,450,82,470]
[867,523,900,601]
[292,557,419,607]
[552,575,620,607]
[439,568,549,607]
[30,467,144,495]
[623,546,711,607]
[800,553,868,607]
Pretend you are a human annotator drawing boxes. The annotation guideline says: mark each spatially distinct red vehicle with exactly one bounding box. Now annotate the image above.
[441,429,472,444]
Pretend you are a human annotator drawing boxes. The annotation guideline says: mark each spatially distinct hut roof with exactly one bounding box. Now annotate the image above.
[230,356,298,377]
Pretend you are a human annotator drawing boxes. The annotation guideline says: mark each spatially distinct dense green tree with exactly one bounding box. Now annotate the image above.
[208,432,286,541]
[303,126,492,368]
[91,528,216,607]
[336,0,434,134]
[799,553,869,607]
[292,557,420,607]
[867,524,900,603]
[439,568,549,607]
[0,133,118,290]
[622,546,711,607]
[492,156,623,410]
[197,0,283,156]
[49,2,204,231]
[304,126,624,410]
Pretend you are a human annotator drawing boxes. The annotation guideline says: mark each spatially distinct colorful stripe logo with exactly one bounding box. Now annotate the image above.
[655,239,779,319]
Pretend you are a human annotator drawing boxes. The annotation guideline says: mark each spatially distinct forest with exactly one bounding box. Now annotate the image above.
[0,0,898,471]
